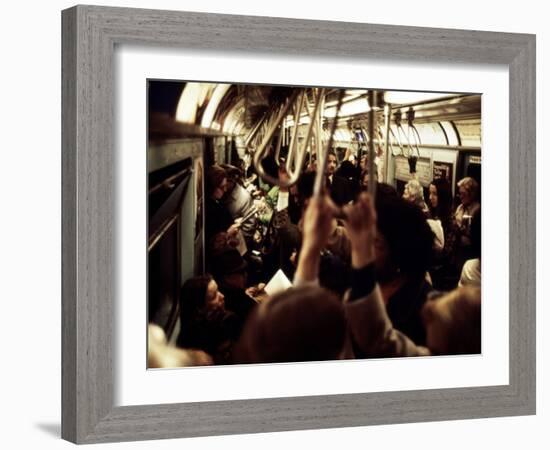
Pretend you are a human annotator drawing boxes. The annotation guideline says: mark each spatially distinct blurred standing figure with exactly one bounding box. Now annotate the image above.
[428,178,460,289]
[177,275,241,364]
[326,151,353,206]
[360,168,378,192]
[335,160,361,200]
[373,187,435,345]
[454,177,480,247]
[402,179,429,215]
[148,324,212,368]
[210,248,258,326]
[221,164,257,247]
[205,165,237,238]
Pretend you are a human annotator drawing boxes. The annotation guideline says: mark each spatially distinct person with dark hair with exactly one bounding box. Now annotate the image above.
[209,248,258,325]
[234,284,347,363]
[295,171,351,262]
[234,193,347,364]
[373,186,435,345]
[338,192,481,357]
[256,146,280,193]
[177,274,241,364]
[265,165,303,226]
[306,153,317,172]
[296,171,316,208]
[206,165,228,201]
[326,151,353,206]
[403,178,445,254]
[360,168,378,191]
[337,192,481,357]
[292,170,352,292]
[429,178,453,221]
[205,165,239,244]
[220,163,244,184]
[207,231,239,256]
[335,160,361,200]
[220,164,258,247]
[428,178,460,289]
[235,192,480,363]
[260,167,305,279]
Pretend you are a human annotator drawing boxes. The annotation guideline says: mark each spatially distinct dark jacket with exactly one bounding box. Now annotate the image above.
[386,276,433,346]
[218,286,257,327]
[205,197,234,241]
[177,310,241,364]
[327,175,354,206]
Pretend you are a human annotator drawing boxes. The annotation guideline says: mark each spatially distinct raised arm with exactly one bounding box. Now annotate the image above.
[342,193,429,358]
[294,195,338,284]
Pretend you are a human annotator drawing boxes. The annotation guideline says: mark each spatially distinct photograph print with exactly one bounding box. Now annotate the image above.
[146,81,482,368]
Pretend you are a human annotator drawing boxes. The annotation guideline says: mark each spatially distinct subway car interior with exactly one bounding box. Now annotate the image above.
[147,81,482,368]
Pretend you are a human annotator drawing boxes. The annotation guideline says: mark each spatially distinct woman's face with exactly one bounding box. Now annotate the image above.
[402,184,414,202]
[206,280,225,310]
[212,177,228,200]
[326,154,337,175]
[429,184,438,209]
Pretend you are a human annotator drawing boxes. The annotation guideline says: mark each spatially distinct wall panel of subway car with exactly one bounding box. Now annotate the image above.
[147,82,482,368]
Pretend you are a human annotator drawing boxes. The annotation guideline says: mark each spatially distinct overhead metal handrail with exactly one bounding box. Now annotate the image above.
[407,124,421,162]
[284,91,307,176]
[274,124,284,164]
[244,112,267,149]
[360,127,370,146]
[253,89,322,188]
[314,89,344,197]
[249,89,300,186]
[393,110,420,168]
[389,126,404,156]
[406,108,421,158]
[286,89,324,184]
[395,111,411,157]
[398,124,417,157]
[303,90,325,161]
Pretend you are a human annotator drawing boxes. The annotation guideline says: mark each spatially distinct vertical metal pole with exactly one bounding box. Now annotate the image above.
[367,91,377,198]
[357,128,363,172]
[384,103,391,184]
[316,90,324,164]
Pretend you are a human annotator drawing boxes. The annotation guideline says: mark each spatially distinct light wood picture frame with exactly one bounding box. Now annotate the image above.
[61,5,536,444]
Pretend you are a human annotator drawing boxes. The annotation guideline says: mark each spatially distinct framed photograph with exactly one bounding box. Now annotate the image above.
[62,5,535,444]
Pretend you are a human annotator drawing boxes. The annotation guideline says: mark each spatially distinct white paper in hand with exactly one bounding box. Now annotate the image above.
[263,269,292,297]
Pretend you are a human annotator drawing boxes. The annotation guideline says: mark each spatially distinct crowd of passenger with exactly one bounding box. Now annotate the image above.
[148,149,482,368]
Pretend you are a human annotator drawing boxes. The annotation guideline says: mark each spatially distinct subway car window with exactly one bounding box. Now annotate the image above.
[147,80,482,368]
